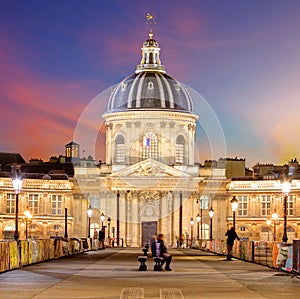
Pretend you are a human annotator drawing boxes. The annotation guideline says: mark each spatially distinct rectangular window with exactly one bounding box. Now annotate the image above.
[200,196,209,210]
[175,144,184,164]
[28,194,39,215]
[6,193,15,214]
[237,195,248,216]
[115,144,125,163]
[287,194,294,216]
[142,134,158,159]
[52,195,62,215]
[261,195,271,216]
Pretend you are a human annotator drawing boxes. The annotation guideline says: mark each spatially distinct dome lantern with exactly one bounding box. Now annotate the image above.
[136,30,165,73]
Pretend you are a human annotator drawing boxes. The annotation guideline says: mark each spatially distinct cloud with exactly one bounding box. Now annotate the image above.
[0,34,105,161]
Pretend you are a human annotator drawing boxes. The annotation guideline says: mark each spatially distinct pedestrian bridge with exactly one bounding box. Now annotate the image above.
[0,248,299,299]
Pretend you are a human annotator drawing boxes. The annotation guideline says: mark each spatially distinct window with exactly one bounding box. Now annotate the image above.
[237,195,248,216]
[147,81,154,89]
[142,133,158,159]
[287,194,294,216]
[28,194,39,214]
[200,223,209,240]
[200,196,209,210]
[54,224,60,230]
[175,135,185,164]
[261,195,271,216]
[115,134,125,163]
[6,193,15,214]
[52,195,62,215]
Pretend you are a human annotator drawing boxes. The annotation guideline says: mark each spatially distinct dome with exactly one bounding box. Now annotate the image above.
[107,71,193,112]
[106,32,194,113]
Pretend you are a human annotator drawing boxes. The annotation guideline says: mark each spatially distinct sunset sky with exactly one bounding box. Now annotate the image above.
[1,0,300,168]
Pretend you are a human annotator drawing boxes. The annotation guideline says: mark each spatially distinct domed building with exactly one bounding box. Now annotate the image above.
[103,31,198,172]
[81,30,228,247]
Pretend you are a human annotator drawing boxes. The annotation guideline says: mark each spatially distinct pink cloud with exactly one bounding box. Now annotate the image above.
[0,36,106,161]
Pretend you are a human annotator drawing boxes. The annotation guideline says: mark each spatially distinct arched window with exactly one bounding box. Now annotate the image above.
[175,135,185,164]
[149,52,154,64]
[142,133,158,159]
[115,134,125,163]
[261,227,273,241]
[147,81,154,90]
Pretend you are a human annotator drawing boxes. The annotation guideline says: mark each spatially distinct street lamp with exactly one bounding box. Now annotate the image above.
[266,210,279,241]
[230,196,238,230]
[24,209,32,239]
[189,218,194,248]
[208,207,215,240]
[100,212,105,229]
[281,179,291,242]
[87,206,93,239]
[196,213,201,240]
[107,217,111,246]
[196,197,203,239]
[272,210,278,241]
[12,172,23,241]
[189,218,194,239]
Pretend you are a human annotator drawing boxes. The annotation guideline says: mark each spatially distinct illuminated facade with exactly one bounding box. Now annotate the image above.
[1,31,300,245]
[74,31,227,247]
[0,176,75,239]
[227,163,300,242]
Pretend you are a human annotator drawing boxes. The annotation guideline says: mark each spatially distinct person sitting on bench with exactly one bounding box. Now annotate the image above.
[151,233,172,271]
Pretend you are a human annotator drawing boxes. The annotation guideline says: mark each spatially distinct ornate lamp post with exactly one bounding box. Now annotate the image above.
[281,180,291,242]
[87,206,93,239]
[196,197,203,239]
[208,207,215,240]
[272,210,278,241]
[12,172,23,241]
[117,191,120,246]
[196,213,201,240]
[189,218,194,248]
[24,209,32,239]
[230,196,238,230]
[107,217,111,246]
[100,213,105,229]
[189,218,194,239]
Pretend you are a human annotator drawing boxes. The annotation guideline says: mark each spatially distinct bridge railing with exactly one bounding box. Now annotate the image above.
[196,238,299,274]
[0,237,90,273]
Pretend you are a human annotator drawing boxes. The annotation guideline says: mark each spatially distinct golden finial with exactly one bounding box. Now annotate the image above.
[146,12,155,23]
[146,12,156,39]
[149,29,153,39]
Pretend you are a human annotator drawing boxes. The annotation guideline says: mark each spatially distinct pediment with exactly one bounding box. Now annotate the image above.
[109,158,190,178]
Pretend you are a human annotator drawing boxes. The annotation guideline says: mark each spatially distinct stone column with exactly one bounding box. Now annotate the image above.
[106,123,113,165]
[130,192,140,247]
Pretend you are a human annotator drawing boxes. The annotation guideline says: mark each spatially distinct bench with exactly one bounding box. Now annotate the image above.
[138,256,147,271]
[137,245,149,271]
[153,257,165,271]
[120,287,144,299]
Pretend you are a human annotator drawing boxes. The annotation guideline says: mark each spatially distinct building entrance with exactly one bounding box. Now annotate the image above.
[142,221,157,247]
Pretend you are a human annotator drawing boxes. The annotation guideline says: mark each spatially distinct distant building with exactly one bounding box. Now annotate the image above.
[65,141,80,164]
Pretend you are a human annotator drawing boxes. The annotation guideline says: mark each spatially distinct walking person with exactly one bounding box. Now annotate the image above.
[98,228,105,249]
[225,227,240,260]
[151,233,172,271]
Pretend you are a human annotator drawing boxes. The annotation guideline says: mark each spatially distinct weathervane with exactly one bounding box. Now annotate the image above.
[146,12,156,38]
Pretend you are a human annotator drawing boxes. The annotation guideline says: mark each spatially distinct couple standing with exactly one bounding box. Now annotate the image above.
[150,233,172,271]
